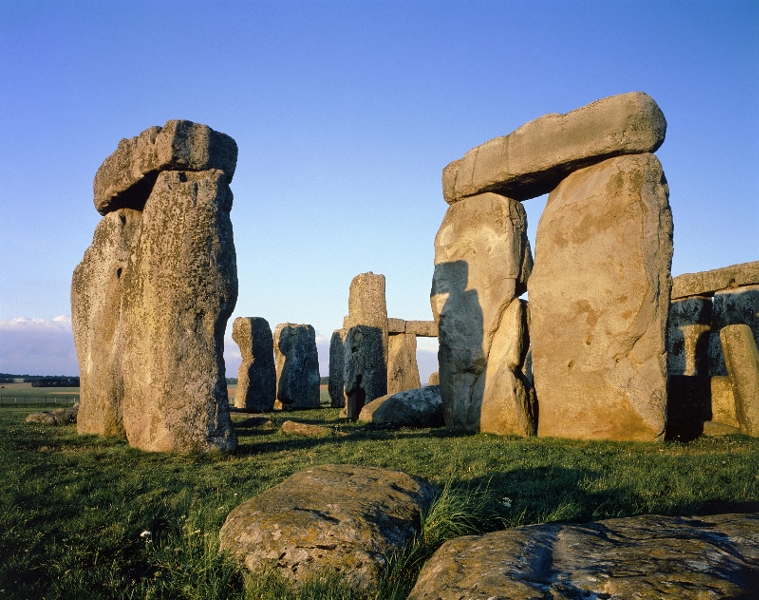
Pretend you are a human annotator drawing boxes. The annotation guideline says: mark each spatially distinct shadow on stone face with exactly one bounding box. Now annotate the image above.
[343,325,386,419]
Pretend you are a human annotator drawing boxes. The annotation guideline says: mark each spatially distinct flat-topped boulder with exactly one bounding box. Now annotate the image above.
[359,385,443,428]
[94,120,238,215]
[410,513,759,599]
[443,92,666,203]
[672,260,759,299]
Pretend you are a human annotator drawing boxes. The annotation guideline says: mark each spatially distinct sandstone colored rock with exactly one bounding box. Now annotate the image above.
[428,372,439,385]
[431,192,531,432]
[668,296,711,376]
[328,329,347,408]
[120,170,238,452]
[26,405,79,425]
[343,325,386,419]
[443,92,666,203]
[72,209,141,437]
[409,513,759,599]
[232,317,276,412]
[707,284,759,376]
[386,318,406,334]
[387,333,420,395]
[273,323,321,410]
[406,320,438,337]
[219,464,436,593]
[720,324,759,436]
[358,385,443,428]
[672,260,759,300]
[280,420,346,438]
[346,272,389,358]
[711,375,739,428]
[94,120,238,215]
[528,154,673,441]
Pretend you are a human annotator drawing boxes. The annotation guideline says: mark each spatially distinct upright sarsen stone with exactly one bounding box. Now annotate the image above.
[273,323,321,410]
[232,317,276,412]
[328,328,347,408]
[387,333,421,395]
[528,153,673,441]
[120,170,238,452]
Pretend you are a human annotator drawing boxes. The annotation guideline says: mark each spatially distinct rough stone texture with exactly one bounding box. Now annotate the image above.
[528,154,673,441]
[328,329,347,408]
[219,464,436,593]
[711,375,739,428]
[406,320,438,337]
[431,192,532,433]
[442,92,666,204]
[232,317,276,412]
[94,120,238,215]
[721,324,759,436]
[26,405,79,425]
[672,260,759,299]
[708,284,759,376]
[346,272,388,359]
[428,372,439,385]
[343,325,386,419]
[273,323,321,410]
[72,209,141,437]
[668,296,711,376]
[387,318,406,334]
[280,420,346,438]
[120,170,237,452]
[409,513,759,599]
[387,333,420,395]
[480,299,536,436]
[358,385,443,428]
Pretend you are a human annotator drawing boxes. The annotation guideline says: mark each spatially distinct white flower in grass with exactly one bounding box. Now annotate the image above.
[502,496,512,509]
[140,530,152,539]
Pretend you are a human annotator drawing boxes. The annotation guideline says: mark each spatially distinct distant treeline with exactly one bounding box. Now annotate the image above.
[0,373,80,386]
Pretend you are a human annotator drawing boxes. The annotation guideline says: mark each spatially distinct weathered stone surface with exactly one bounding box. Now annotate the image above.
[428,372,439,385]
[672,260,759,299]
[219,464,436,593]
[528,154,673,441]
[359,385,443,428]
[387,333,420,395]
[280,420,346,438]
[343,325,386,419]
[711,375,739,428]
[94,120,238,215]
[273,323,321,410]
[480,298,536,436]
[431,192,531,432]
[409,513,759,599]
[72,209,141,437]
[26,405,79,425]
[232,317,276,412]
[346,272,388,358]
[387,318,406,334]
[721,324,759,436]
[668,296,711,376]
[406,320,438,337]
[443,92,666,204]
[120,170,237,452]
[328,329,347,408]
[708,284,759,376]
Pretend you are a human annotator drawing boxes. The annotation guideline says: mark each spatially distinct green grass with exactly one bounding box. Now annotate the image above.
[1,404,758,599]
[0,386,79,407]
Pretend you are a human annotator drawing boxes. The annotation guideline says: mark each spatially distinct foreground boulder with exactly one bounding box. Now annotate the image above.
[359,385,443,427]
[219,464,436,593]
[410,513,759,599]
[232,317,276,412]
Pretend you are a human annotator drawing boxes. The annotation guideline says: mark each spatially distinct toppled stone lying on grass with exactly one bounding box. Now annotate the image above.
[410,513,759,599]
[219,464,436,594]
[280,420,347,438]
[358,385,443,428]
[25,404,79,425]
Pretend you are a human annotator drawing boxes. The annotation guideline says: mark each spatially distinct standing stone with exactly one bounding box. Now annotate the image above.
[346,272,389,360]
[120,170,238,452]
[72,209,141,437]
[430,192,532,433]
[328,328,347,408]
[344,325,386,419]
[668,296,711,376]
[387,333,421,395]
[708,284,759,376]
[273,323,321,410]
[720,324,759,436]
[529,153,673,441]
[710,376,739,429]
[232,317,276,412]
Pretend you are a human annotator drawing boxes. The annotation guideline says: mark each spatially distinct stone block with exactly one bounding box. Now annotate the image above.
[273,323,321,410]
[707,284,759,376]
[232,317,276,412]
[387,332,420,395]
[328,329,347,408]
[667,296,711,375]
[387,318,406,334]
[671,260,759,299]
[720,324,759,436]
[711,376,739,428]
[406,320,438,337]
[343,325,386,419]
[359,385,444,428]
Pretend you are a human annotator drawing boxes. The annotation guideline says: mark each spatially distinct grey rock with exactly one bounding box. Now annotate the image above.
[26,405,79,425]
[273,323,321,410]
[672,260,759,299]
[387,333,420,395]
[219,464,436,593]
[232,317,276,412]
[668,296,712,376]
[328,329,347,408]
[443,92,666,203]
[280,420,346,438]
[359,385,443,428]
[343,325,386,419]
[94,120,238,215]
[708,284,759,376]
[721,324,759,436]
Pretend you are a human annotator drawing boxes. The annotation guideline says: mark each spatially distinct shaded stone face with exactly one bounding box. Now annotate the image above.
[528,153,673,441]
[387,333,420,395]
[720,324,759,437]
[72,208,141,438]
[120,170,238,452]
[672,260,759,299]
[328,328,347,408]
[343,325,386,419]
[443,92,666,203]
[232,317,276,412]
[668,296,712,376]
[707,284,759,376]
[273,323,321,410]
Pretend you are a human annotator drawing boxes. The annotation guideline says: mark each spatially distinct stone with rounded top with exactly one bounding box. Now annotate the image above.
[232,317,276,412]
[273,323,321,410]
[720,324,759,436]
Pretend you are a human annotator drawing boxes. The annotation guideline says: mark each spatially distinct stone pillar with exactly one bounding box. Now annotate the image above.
[273,323,321,410]
[668,296,712,376]
[328,328,347,408]
[232,317,276,412]
[528,153,673,441]
[387,333,421,395]
[720,324,759,436]
[708,284,759,376]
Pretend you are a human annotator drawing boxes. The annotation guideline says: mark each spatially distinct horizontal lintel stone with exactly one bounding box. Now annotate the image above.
[671,261,759,299]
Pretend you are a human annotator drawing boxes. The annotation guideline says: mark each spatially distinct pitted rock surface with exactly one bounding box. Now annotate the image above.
[232,317,276,412]
[273,323,321,410]
[443,91,666,203]
[410,513,759,599]
[219,464,436,593]
[387,332,421,395]
[672,260,759,299]
[359,385,443,428]
[721,324,759,436]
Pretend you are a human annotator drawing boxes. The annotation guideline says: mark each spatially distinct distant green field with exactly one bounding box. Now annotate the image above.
[0,386,79,406]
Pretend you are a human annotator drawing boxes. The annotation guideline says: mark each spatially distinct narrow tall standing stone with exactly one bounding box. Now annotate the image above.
[720,324,759,436]
[387,333,421,395]
[232,317,276,412]
[328,329,347,408]
[273,323,321,410]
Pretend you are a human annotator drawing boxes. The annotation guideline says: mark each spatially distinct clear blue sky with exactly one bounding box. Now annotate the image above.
[1,0,757,377]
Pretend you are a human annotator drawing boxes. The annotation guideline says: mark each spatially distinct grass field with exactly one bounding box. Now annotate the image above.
[0,384,79,407]
[1,401,758,599]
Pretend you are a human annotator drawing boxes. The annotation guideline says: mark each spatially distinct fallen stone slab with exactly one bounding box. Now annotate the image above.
[442,91,666,203]
[359,385,443,428]
[280,420,347,438]
[94,120,238,215]
[410,513,759,599]
[26,405,79,425]
[672,260,759,300]
[219,464,436,593]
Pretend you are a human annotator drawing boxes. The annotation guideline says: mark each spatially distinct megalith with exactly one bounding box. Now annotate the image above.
[273,323,321,410]
[387,333,421,395]
[328,328,347,408]
[720,324,759,436]
[667,296,712,376]
[232,317,276,412]
[430,192,533,434]
[528,153,673,441]
[708,284,759,376]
